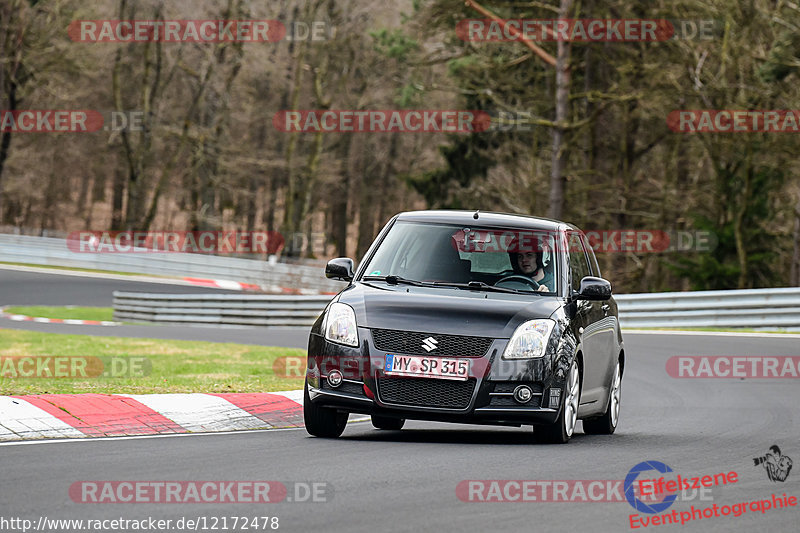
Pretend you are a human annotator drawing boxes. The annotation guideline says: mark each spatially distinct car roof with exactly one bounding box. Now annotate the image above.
[394,210,576,232]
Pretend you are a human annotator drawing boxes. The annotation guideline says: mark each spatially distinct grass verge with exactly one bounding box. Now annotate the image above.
[4,306,115,322]
[0,329,306,395]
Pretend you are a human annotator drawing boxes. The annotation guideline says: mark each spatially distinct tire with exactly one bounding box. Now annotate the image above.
[304,380,348,438]
[371,415,405,430]
[534,360,580,444]
[583,359,621,435]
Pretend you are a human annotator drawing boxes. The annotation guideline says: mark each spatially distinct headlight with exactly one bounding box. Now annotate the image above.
[502,319,555,359]
[324,302,359,347]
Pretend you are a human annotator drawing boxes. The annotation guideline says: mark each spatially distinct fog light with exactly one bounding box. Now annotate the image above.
[549,388,561,408]
[327,370,343,388]
[513,385,533,404]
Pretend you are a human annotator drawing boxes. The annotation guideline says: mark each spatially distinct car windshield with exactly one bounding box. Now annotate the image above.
[360,221,559,294]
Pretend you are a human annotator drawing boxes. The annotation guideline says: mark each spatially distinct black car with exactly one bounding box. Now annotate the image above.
[304,210,624,443]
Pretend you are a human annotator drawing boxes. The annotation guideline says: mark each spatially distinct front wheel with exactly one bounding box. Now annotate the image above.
[534,360,580,444]
[583,359,621,435]
[371,415,405,430]
[304,380,348,438]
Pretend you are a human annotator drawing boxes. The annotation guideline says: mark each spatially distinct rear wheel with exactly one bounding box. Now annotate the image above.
[371,415,405,430]
[583,359,621,435]
[534,360,580,444]
[304,380,348,438]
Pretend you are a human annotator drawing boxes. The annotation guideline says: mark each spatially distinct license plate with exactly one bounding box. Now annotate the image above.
[384,354,469,381]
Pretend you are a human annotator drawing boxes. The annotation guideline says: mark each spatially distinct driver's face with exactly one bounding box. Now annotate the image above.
[517,251,537,274]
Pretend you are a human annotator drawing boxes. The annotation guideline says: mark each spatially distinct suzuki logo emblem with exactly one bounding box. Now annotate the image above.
[421,337,438,352]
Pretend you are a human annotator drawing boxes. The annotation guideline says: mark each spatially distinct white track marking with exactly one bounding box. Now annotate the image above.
[120,393,270,432]
[0,417,372,446]
[211,280,244,290]
[271,389,303,404]
[0,426,304,446]
[0,397,85,440]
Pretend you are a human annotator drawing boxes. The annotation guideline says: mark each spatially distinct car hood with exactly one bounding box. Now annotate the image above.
[338,282,562,338]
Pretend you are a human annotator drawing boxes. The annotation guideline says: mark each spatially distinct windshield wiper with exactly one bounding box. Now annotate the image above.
[363,277,535,294]
[362,275,430,287]
[431,280,529,294]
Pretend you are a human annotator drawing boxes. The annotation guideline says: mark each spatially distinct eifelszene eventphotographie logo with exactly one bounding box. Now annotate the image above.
[753,445,793,482]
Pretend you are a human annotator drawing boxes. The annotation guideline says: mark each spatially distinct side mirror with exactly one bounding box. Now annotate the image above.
[325,257,355,282]
[575,276,612,301]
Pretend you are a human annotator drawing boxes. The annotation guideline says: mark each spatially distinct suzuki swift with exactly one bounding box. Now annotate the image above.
[304,210,624,443]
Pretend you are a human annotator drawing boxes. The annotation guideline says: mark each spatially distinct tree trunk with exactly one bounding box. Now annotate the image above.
[355,153,376,259]
[548,0,573,219]
[0,118,13,222]
[0,0,23,221]
[331,134,353,257]
[378,134,399,225]
[356,189,375,259]
[0,64,18,223]
[110,168,126,230]
[39,171,58,231]
[76,174,91,216]
[733,163,753,289]
[791,192,800,286]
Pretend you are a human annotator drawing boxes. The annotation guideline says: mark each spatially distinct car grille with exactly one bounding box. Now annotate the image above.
[489,382,544,407]
[489,395,542,407]
[321,379,364,396]
[491,382,544,394]
[371,329,493,357]
[377,377,476,409]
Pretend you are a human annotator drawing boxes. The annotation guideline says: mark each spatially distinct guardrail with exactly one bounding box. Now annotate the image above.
[0,233,341,294]
[112,287,800,330]
[113,292,333,327]
[614,287,800,330]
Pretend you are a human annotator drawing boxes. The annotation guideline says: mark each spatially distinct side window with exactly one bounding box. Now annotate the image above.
[585,239,601,277]
[568,232,590,291]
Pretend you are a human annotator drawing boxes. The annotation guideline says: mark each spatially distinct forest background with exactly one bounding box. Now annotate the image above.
[2,0,800,292]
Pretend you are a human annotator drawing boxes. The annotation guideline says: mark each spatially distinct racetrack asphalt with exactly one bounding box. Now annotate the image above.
[0,266,310,348]
[1,268,798,532]
[1,331,798,532]
[0,266,242,306]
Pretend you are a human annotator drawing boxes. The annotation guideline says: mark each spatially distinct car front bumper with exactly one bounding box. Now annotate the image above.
[305,329,568,426]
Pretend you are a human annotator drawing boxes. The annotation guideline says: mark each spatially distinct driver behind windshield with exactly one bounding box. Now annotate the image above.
[509,249,553,292]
